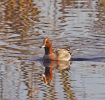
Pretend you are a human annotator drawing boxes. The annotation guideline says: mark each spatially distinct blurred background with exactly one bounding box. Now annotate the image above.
[0,0,105,100]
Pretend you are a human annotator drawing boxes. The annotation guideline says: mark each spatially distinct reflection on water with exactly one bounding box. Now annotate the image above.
[0,0,105,100]
[41,59,74,100]
[5,0,40,34]
[42,59,71,85]
[93,0,105,35]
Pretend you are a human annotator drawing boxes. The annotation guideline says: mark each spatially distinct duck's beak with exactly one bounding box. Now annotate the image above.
[40,44,45,48]
[41,45,45,48]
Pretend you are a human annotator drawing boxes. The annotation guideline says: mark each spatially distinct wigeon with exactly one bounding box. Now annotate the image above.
[41,37,72,61]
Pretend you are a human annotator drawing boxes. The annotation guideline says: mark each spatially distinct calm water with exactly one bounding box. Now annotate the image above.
[0,0,105,100]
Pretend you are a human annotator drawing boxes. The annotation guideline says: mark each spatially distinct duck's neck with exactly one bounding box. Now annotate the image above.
[45,46,53,55]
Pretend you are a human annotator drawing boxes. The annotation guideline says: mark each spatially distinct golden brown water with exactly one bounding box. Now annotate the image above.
[0,0,105,100]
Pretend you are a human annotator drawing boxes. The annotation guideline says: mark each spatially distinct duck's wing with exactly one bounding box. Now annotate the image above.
[59,47,72,55]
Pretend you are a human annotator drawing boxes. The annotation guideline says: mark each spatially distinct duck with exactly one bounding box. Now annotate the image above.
[41,37,72,61]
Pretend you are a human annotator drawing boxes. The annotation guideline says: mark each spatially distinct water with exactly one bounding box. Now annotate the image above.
[0,0,105,100]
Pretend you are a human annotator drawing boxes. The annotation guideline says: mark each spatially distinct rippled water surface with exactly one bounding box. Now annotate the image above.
[0,0,105,100]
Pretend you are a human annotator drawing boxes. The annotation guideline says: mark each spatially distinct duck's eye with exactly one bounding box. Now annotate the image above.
[46,41,49,43]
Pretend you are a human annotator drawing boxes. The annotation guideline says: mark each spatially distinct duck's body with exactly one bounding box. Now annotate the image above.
[57,48,71,61]
[41,37,71,61]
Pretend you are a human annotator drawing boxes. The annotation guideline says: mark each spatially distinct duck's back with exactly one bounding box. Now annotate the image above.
[57,49,71,61]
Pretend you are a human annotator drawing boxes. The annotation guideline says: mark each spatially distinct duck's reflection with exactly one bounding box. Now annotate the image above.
[56,60,71,71]
[42,59,53,85]
[42,59,71,85]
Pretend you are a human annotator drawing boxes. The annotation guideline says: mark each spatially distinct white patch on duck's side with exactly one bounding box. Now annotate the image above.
[57,49,71,61]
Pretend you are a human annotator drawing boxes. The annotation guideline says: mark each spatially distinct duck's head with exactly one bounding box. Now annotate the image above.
[41,37,52,48]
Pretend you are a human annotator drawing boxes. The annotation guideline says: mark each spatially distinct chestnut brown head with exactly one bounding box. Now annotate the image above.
[41,37,52,48]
